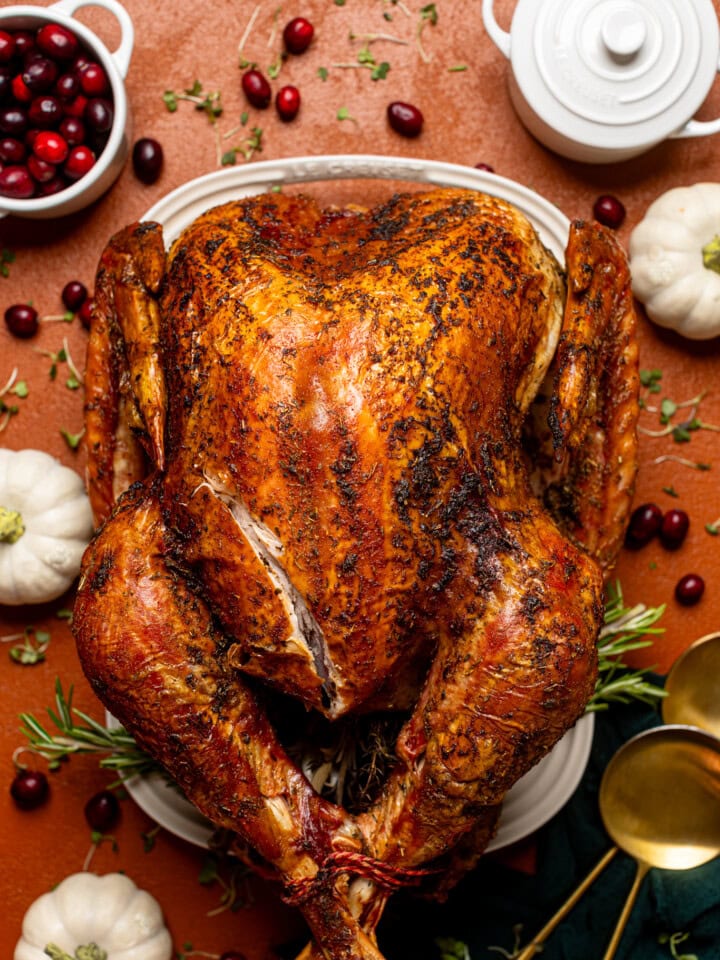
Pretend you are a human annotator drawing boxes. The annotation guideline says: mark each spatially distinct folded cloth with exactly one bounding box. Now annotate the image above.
[378,697,720,960]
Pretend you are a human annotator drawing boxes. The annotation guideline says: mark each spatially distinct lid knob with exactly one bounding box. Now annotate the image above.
[601,7,648,61]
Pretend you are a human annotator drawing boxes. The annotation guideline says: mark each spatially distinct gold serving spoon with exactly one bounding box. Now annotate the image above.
[516,724,720,960]
[662,631,720,737]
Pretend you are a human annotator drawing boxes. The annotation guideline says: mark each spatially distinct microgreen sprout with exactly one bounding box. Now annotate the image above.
[416,3,438,62]
[221,127,263,166]
[435,938,472,960]
[1,626,51,665]
[0,366,26,433]
[163,81,223,123]
[237,4,261,57]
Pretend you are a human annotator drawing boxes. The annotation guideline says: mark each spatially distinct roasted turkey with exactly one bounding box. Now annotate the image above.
[73,187,639,960]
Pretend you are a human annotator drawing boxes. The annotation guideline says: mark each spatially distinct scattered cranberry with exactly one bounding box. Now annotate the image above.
[241,69,272,109]
[624,502,662,548]
[10,768,49,810]
[62,279,87,311]
[78,297,93,329]
[276,85,300,122]
[659,508,690,550]
[283,17,314,54]
[63,143,95,179]
[387,101,424,138]
[132,137,163,184]
[33,129,68,164]
[675,573,705,606]
[0,137,26,163]
[4,303,39,337]
[36,23,79,62]
[593,194,626,230]
[0,165,34,199]
[0,31,16,63]
[84,789,120,832]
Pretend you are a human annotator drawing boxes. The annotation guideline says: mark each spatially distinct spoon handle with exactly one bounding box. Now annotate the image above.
[601,860,652,960]
[515,847,618,960]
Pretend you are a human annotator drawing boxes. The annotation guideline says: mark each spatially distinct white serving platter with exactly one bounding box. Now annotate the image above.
[113,154,593,854]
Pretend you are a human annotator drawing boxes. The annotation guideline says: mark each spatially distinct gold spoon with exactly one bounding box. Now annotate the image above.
[662,631,720,737]
[516,724,720,960]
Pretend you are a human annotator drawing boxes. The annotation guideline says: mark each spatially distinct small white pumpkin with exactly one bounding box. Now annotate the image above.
[629,182,720,340]
[14,872,173,960]
[0,448,93,606]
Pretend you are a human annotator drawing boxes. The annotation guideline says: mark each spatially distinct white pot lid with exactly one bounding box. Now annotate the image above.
[508,0,720,151]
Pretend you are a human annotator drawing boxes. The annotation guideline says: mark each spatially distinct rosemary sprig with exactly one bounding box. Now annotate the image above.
[589,581,667,711]
[19,678,160,779]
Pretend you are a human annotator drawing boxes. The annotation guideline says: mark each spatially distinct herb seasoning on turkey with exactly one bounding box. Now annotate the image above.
[74,188,639,960]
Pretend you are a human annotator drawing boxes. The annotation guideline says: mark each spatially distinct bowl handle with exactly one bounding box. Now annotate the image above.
[482,0,511,58]
[47,0,134,78]
[671,53,720,140]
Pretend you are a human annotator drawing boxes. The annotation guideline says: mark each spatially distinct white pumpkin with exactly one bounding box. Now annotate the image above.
[14,872,173,960]
[0,448,93,606]
[629,182,720,340]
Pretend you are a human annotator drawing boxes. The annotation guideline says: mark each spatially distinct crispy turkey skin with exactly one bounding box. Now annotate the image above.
[75,188,638,960]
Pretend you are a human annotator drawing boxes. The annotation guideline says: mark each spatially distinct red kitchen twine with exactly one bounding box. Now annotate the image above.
[282,850,437,906]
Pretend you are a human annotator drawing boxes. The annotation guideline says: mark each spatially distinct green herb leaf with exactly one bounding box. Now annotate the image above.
[371,61,391,80]
[435,938,471,960]
[448,64,468,72]
[60,427,84,450]
[660,397,677,423]
[11,380,28,398]
[662,485,679,498]
[317,66,329,81]
[162,90,178,112]
[640,368,662,392]
[421,3,438,24]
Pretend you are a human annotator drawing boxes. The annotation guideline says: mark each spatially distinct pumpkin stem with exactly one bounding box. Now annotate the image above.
[0,505,24,544]
[702,235,720,274]
[44,944,108,960]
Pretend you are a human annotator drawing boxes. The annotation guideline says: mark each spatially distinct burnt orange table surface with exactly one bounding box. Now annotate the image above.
[2,0,720,956]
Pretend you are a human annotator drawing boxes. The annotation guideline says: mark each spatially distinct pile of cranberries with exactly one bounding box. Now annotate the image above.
[0,22,114,200]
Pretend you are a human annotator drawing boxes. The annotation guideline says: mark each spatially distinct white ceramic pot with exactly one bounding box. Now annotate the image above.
[0,0,133,218]
[482,0,720,163]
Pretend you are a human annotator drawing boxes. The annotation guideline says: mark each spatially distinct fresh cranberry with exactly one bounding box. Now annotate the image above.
[11,74,32,103]
[33,130,68,164]
[63,93,88,118]
[0,137,25,164]
[27,153,56,183]
[36,23,80,62]
[55,72,79,100]
[62,280,87,311]
[71,53,92,75]
[29,94,63,128]
[78,297,93,329]
[675,573,705,606]
[64,143,94,179]
[84,97,113,133]
[84,789,120,832]
[0,31,15,63]
[241,69,271,109]
[659,508,690,550]
[593,194,626,230]
[79,62,109,96]
[13,32,36,59]
[39,174,66,196]
[0,164,34,198]
[0,106,29,136]
[10,768,49,810]
[22,57,58,94]
[59,115,85,145]
[0,67,11,101]
[4,303,39,337]
[283,17,314,54]
[624,502,662,549]
[475,162,495,172]
[276,85,300,122]
[132,137,163,184]
[387,101,424,137]
[25,128,40,150]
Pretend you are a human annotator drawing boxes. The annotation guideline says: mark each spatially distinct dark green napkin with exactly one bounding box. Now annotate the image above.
[378,698,720,960]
